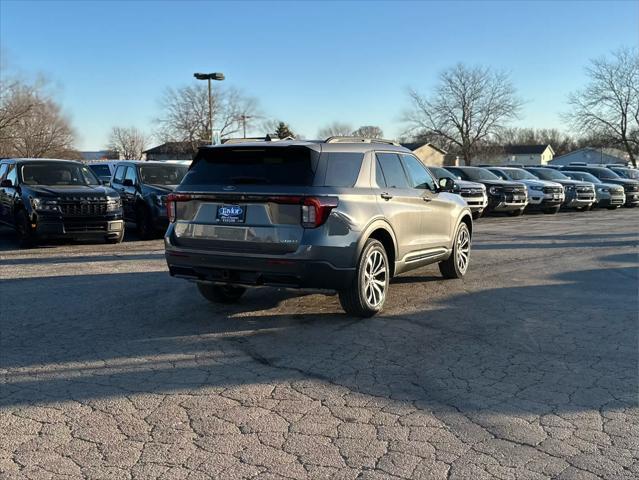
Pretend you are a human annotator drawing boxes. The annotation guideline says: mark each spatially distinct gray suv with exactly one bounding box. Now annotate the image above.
[164,138,473,317]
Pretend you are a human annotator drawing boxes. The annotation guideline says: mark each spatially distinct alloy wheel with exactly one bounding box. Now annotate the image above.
[456,227,470,274]
[364,249,387,307]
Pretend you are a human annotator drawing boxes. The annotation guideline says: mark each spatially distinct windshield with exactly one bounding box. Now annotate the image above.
[588,167,620,180]
[88,165,111,178]
[503,168,538,180]
[612,168,639,179]
[455,167,500,181]
[21,163,100,186]
[138,165,188,186]
[527,168,569,181]
[562,171,601,184]
[429,167,455,180]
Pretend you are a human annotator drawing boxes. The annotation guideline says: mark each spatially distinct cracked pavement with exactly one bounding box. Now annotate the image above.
[0,209,638,479]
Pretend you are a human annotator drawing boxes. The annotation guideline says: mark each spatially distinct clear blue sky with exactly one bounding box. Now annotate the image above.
[1,0,637,150]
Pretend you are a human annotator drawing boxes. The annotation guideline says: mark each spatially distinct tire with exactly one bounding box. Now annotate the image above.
[136,204,155,240]
[15,210,35,248]
[106,229,124,244]
[439,222,471,279]
[472,210,482,220]
[543,206,560,214]
[606,206,619,210]
[338,239,389,317]
[197,283,246,303]
[509,208,524,217]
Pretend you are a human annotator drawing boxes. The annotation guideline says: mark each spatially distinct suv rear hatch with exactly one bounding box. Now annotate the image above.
[167,145,335,254]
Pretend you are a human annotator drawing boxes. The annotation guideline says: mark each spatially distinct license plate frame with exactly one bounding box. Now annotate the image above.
[216,204,246,224]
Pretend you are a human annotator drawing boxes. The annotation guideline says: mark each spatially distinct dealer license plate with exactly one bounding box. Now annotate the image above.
[216,205,246,224]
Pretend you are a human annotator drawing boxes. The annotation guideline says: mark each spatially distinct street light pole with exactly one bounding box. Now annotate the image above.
[193,72,225,144]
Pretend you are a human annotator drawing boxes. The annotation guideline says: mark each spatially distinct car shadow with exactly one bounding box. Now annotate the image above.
[1,259,636,417]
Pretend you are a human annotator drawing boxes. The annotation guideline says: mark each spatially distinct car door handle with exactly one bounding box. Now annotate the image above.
[422,195,432,202]
[380,192,393,200]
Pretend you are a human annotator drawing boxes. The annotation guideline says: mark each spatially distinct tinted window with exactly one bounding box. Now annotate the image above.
[324,152,363,187]
[21,163,99,186]
[429,167,456,180]
[376,153,409,188]
[89,165,112,178]
[113,166,127,184]
[488,169,508,180]
[401,154,436,190]
[0,163,8,180]
[563,171,601,183]
[139,165,187,186]
[124,167,137,184]
[183,146,316,186]
[527,168,568,181]
[505,168,538,180]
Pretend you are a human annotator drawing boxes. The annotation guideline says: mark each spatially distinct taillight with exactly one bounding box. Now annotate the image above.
[301,197,338,228]
[166,193,192,223]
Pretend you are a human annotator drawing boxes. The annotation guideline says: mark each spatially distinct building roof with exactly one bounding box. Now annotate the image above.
[504,144,552,155]
[401,142,448,155]
[549,147,630,166]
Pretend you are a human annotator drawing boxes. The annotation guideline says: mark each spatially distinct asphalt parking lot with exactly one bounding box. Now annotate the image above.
[0,210,637,480]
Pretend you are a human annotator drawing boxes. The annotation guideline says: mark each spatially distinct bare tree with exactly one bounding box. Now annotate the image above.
[156,84,259,149]
[107,126,148,159]
[566,47,638,166]
[0,95,75,158]
[0,81,38,141]
[317,122,353,138]
[352,125,384,139]
[405,63,522,165]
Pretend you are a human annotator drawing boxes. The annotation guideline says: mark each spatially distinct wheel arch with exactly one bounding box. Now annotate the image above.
[357,220,398,277]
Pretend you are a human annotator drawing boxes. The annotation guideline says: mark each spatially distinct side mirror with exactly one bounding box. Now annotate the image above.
[0,179,13,188]
[438,177,455,192]
[122,179,134,187]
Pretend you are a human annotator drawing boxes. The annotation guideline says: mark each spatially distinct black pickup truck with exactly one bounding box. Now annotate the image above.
[0,158,124,247]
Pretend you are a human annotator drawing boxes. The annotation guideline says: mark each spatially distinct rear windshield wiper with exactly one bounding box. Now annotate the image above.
[230,176,271,184]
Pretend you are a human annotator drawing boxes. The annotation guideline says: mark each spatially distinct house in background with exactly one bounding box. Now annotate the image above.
[501,144,555,165]
[549,147,631,166]
[401,142,458,166]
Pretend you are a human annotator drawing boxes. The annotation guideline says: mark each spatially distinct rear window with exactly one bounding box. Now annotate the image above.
[183,146,317,186]
[324,152,364,187]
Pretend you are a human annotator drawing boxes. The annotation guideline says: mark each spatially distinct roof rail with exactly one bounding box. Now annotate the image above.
[324,136,400,146]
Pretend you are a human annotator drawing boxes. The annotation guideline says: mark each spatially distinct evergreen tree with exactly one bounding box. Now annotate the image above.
[275,121,294,139]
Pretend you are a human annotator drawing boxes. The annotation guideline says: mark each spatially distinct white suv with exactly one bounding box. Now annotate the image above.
[487,167,564,214]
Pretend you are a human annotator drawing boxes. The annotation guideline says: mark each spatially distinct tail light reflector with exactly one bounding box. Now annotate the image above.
[166,193,192,222]
[301,197,338,228]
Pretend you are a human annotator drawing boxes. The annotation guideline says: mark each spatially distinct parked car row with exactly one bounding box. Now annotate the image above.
[0,158,188,246]
[1,141,637,318]
[426,163,638,216]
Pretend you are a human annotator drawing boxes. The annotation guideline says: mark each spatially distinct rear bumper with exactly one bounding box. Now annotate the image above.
[165,246,355,290]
